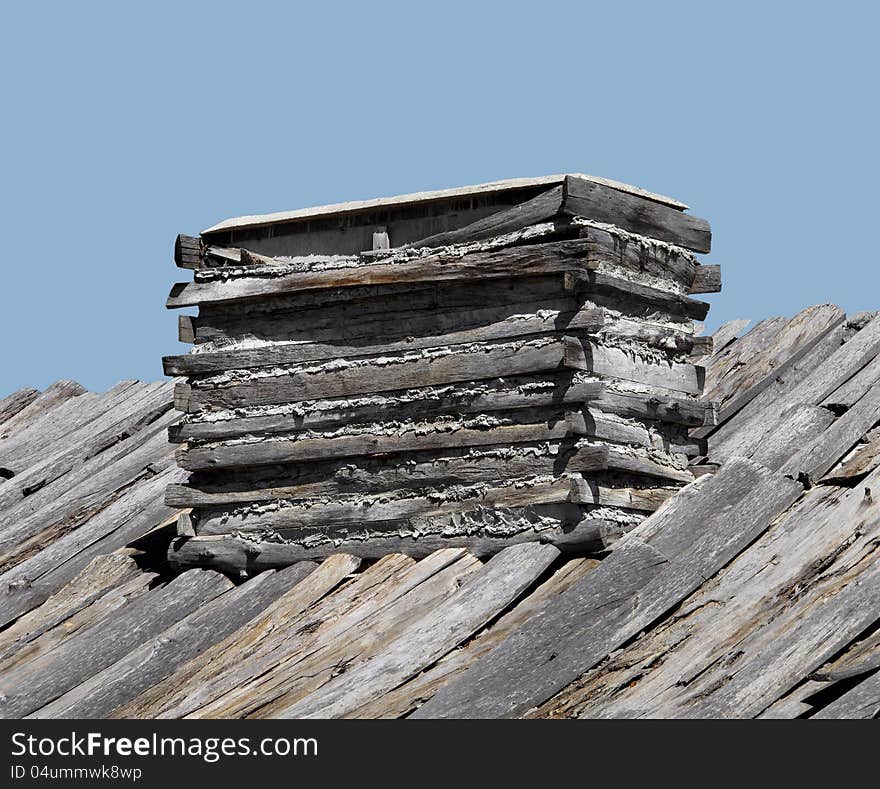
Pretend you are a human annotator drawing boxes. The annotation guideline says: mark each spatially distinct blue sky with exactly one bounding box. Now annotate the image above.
[1,1,877,394]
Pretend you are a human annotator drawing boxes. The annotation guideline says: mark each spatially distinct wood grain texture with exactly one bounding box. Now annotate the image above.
[30,562,317,718]
[276,542,561,718]
[561,175,711,252]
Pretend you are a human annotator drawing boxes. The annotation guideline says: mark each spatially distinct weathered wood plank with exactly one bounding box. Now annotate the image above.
[174,234,205,270]
[749,403,836,472]
[111,553,363,719]
[0,552,146,669]
[408,186,565,248]
[565,337,705,395]
[779,383,880,484]
[192,551,482,719]
[709,318,750,353]
[0,569,230,718]
[681,538,880,719]
[275,542,561,718]
[413,537,668,719]
[701,322,850,457]
[178,419,573,471]
[564,270,709,320]
[170,514,613,569]
[351,557,598,718]
[823,353,880,410]
[167,238,595,308]
[687,264,721,294]
[187,288,585,350]
[162,307,605,377]
[189,274,570,344]
[575,221,697,287]
[167,230,703,310]
[812,670,880,719]
[179,337,575,412]
[695,306,846,437]
[30,562,318,718]
[167,442,610,507]
[195,476,579,534]
[0,387,40,427]
[169,377,606,442]
[822,427,880,484]
[561,175,711,253]
[0,381,86,441]
[414,458,801,718]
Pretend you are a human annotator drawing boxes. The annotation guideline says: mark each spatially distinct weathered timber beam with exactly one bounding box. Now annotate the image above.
[564,337,705,395]
[163,307,605,377]
[168,519,604,576]
[174,234,205,270]
[168,517,616,573]
[166,238,593,308]
[176,337,577,412]
[177,419,574,471]
[166,232,702,310]
[195,476,580,534]
[168,378,606,442]
[689,335,714,356]
[576,223,696,286]
[177,315,196,344]
[688,264,722,294]
[564,270,710,321]
[561,175,711,253]
[407,186,565,248]
[166,442,611,508]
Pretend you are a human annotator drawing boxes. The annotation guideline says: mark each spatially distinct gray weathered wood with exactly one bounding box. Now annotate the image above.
[174,234,204,270]
[0,569,230,718]
[167,442,610,507]
[167,237,597,308]
[178,419,575,471]
[812,670,880,719]
[780,382,880,484]
[564,270,709,321]
[170,514,612,570]
[30,562,317,718]
[414,457,801,718]
[179,337,575,412]
[687,264,721,294]
[565,337,705,395]
[561,175,711,252]
[195,476,578,534]
[709,318,750,353]
[276,542,562,718]
[0,388,40,427]
[0,381,86,441]
[162,307,605,377]
[749,404,836,472]
[169,377,606,442]
[408,186,564,248]
[413,537,668,719]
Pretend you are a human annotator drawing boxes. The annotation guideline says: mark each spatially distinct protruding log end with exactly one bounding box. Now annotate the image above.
[174,234,204,270]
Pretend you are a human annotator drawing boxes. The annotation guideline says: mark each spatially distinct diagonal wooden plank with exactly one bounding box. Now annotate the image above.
[30,562,317,718]
[0,569,231,719]
[276,542,560,718]
[812,669,880,719]
[407,186,564,248]
[561,175,711,252]
[415,457,802,719]
[110,553,362,719]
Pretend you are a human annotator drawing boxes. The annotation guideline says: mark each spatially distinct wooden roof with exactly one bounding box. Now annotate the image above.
[2,304,880,718]
[202,173,690,235]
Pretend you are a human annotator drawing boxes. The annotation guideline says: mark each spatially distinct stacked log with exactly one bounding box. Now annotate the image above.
[163,175,718,570]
